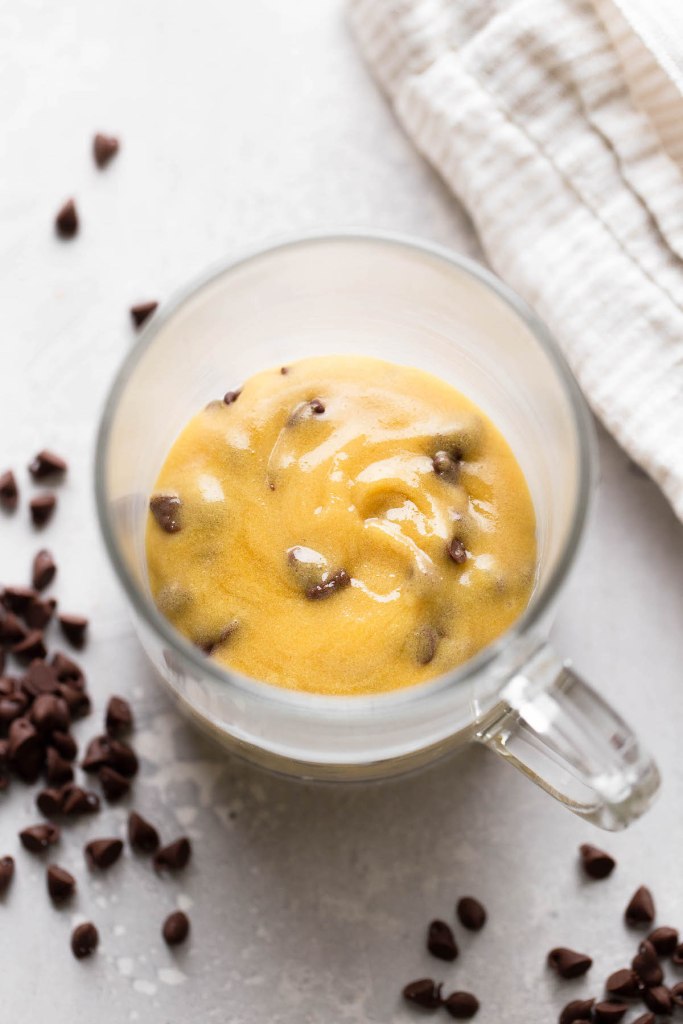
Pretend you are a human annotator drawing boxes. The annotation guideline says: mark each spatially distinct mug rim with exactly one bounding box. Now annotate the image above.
[94,229,597,716]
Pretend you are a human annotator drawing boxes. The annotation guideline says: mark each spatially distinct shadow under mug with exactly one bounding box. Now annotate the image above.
[95,232,659,830]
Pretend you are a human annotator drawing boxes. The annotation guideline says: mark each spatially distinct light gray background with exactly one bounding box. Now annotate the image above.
[1,1,682,1020]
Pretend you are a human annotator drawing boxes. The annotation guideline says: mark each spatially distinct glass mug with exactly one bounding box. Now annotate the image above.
[95,232,659,830]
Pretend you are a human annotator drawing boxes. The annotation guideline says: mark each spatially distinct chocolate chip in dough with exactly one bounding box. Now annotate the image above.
[625,886,655,926]
[29,494,57,527]
[648,927,678,956]
[579,843,616,879]
[105,695,133,736]
[29,451,67,480]
[559,999,595,1024]
[128,811,160,854]
[93,132,119,168]
[0,855,14,895]
[306,568,351,601]
[447,537,467,565]
[593,1002,628,1023]
[162,910,190,946]
[642,985,672,1014]
[427,920,458,961]
[130,301,158,328]
[149,494,182,533]
[443,992,479,1019]
[432,451,460,484]
[71,921,98,959]
[456,897,487,931]
[0,470,18,511]
[19,822,60,853]
[55,199,78,239]
[85,838,123,870]
[605,969,640,999]
[32,550,56,591]
[47,864,76,902]
[223,389,242,405]
[547,948,593,979]
[411,626,439,666]
[632,939,663,987]
[402,979,443,1010]
[154,836,191,872]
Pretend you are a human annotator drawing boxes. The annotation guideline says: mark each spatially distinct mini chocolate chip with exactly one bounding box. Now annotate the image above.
[288,398,326,424]
[99,766,130,802]
[3,585,37,613]
[0,609,27,644]
[559,1000,595,1024]
[93,132,119,168]
[58,685,91,720]
[58,614,88,649]
[36,787,65,817]
[50,652,85,686]
[625,886,655,926]
[447,537,467,565]
[25,597,57,630]
[19,822,60,853]
[648,927,679,956]
[31,694,70,736]
[0,855,14,895]
[0,471,18,511]
[149,494,182,533]
[130,301,158,328]
[427,920,458,962]
[8,717,44,781]
[196,621,238,655]
[22,660,59,697]
[45,746,74,784]
[280,366,289,374]
[55,199,78,239]
[642,985,672,1014]
[633,940,663,987]
[29,451,67,481]
[306,568,351,601]
[29,494,57,527]
[606,969,640,998]
[579,843,616,880]
[548,948,593,979]
[223,389,242,405]
[411,626,439,666]
[671,983,683,1007]
[593,1002,629,1024]
[128,811,160,854]
[105,696,133,736]
[402,979,443,1010]
[443,992,479,1019]
[456,897,487,931]
[47,864,76,902]
[71,921,98,959]
[85,838,123,870]
[12,630,47,662]
[62,785,100,816]
[432,451,460,483]
[51,730,77,761]
[154,836,191,872]
[162,910,190,946]
[32,550,56,591]
[672,943,683,965]
[310,398,325,414]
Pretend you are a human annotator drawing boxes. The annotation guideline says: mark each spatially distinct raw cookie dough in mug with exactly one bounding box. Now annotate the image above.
[146,355,537,695]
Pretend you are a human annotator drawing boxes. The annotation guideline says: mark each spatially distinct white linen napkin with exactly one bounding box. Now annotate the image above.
[349,0,683,521]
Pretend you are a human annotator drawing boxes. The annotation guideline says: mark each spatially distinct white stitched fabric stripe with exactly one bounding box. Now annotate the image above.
[348,0,683,520]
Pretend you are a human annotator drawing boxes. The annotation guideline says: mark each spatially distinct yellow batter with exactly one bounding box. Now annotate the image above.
[146,356,536,695]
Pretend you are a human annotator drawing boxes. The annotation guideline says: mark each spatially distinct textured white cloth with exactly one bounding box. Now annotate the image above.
[349,0,683,520]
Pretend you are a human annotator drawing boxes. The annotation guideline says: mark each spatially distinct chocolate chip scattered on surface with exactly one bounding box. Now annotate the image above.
[548,947,593,979]
[579,843,616,880]
[29,493,57,527]
[625,885,655,926]
[130,300,158,328]
[55,199,78,239]
[128,811,160,854]
[47,864,76,902]
[71,921,98,959]
[93,132,119,168]
[402,979,443,1010]
[427,920,458,962]
[154,836,191,872]
[85,837,123,870]
[0,470,18,511]
[162,910,190,946]
[456,897,486,932]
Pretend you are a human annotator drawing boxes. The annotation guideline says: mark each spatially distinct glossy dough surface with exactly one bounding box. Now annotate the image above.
[146,356,536,695]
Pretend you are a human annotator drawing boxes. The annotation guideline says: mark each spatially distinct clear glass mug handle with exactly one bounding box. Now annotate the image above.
[476,643,660,830]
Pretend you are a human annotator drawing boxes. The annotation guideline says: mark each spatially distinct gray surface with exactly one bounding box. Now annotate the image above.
[1,1,683,1020]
